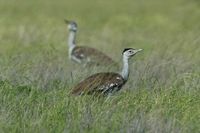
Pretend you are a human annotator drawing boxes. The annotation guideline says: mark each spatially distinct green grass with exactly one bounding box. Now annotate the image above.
[0,0,200,132]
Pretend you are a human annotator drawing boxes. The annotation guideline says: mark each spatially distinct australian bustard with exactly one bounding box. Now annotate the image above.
[71,48,143,95]
[65,19,116,66]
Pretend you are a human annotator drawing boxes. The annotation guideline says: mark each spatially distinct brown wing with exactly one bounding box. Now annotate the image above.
[72,46,117,65]
[71,72,125,95]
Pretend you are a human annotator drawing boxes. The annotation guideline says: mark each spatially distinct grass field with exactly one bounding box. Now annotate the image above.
[0,0,200,132]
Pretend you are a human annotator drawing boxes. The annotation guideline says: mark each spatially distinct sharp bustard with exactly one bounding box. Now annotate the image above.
[71,48,143,95]
[65,19,116,66]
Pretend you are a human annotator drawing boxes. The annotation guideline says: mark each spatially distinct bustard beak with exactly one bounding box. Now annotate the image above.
[64,19,70,24]
[136,49,143,53]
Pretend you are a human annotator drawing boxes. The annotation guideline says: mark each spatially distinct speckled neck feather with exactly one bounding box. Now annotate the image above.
[68,31,76,58]
[121,55,129,81]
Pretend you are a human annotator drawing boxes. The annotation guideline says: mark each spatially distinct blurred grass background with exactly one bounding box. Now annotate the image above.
[0,0,200,132]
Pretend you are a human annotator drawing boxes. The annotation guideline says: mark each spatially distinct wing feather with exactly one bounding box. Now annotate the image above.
[71,73,124,95]
[72,46,117,65]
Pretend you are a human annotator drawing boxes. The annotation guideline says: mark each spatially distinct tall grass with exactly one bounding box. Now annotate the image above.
[0,0,200,132]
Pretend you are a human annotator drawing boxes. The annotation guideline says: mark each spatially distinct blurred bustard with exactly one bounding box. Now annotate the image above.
[65,19,116,66]
[71,48,143,95]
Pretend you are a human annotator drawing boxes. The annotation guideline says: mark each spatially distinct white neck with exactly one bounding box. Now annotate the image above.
[121,55,130,81]
[68,31,76,58]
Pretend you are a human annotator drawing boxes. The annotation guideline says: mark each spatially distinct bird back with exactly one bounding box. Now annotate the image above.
[71,72,124,95]
[72,46,117,66]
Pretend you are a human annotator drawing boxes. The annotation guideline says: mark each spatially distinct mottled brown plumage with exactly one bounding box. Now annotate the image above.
[72,46,116,66]
[71,72,125,95]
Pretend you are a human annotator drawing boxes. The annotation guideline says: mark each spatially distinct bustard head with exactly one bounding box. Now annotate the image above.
[122,48,143,59]
[64,19,78,32]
